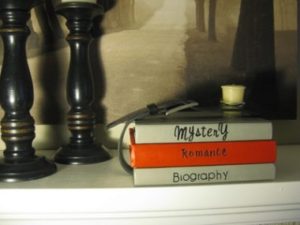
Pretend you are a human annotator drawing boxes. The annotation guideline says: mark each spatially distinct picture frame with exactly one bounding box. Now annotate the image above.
[0,0,298,146]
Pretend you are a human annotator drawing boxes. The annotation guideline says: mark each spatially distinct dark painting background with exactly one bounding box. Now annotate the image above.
[0,0,297,124]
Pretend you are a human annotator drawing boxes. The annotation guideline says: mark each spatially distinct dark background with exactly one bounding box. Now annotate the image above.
[0,0,297,124]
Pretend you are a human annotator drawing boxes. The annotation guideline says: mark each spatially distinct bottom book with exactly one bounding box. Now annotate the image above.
[133,164,276,186]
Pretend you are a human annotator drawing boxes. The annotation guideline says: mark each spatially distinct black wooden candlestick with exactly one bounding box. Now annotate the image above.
[0,0,57,182]
[54,2,110,164]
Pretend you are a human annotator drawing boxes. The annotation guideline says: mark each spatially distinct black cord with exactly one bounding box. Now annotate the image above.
[111,100,199,175]
[118,120,133,175]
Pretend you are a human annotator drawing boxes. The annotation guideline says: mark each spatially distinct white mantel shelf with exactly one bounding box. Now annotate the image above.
[0,145,300,225]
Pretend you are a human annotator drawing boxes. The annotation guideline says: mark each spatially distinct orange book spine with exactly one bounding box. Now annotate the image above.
[129,129,276,168]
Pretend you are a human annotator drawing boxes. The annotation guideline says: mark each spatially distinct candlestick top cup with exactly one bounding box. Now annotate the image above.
[55,1,103,19]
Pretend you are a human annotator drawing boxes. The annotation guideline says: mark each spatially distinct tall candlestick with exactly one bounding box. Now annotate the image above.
[0,0,57,182]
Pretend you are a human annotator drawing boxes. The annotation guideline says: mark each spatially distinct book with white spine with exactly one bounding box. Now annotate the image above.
[134,117,272,143]
[133,163,275,186]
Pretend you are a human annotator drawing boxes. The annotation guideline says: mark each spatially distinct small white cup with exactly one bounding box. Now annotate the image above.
[221,84,246,105]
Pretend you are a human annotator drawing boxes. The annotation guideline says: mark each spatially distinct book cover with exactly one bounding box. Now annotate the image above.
[130,129,276,168]
[134,116,272,143]
[133,163,276,186]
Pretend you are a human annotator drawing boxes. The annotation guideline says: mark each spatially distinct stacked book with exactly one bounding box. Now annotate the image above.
[129,113,276,186]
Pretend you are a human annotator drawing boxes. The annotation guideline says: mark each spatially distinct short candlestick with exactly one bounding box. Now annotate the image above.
[54,2,110,164]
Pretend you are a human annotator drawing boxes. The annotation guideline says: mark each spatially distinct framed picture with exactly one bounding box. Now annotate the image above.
[0,0,298,145]
[101,0,299,144]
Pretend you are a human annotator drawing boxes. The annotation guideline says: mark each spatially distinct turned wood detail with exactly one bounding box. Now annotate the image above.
[63,3,99,146]
[67,30,95,146]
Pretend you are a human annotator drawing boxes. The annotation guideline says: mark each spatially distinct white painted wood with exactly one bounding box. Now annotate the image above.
[0,145,300,225]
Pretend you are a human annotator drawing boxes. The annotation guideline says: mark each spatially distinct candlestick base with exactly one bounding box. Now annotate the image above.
[0,157,57,182]
[55,144,110,165]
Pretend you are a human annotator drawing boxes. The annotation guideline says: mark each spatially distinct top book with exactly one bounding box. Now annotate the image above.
[134,112,273,144]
